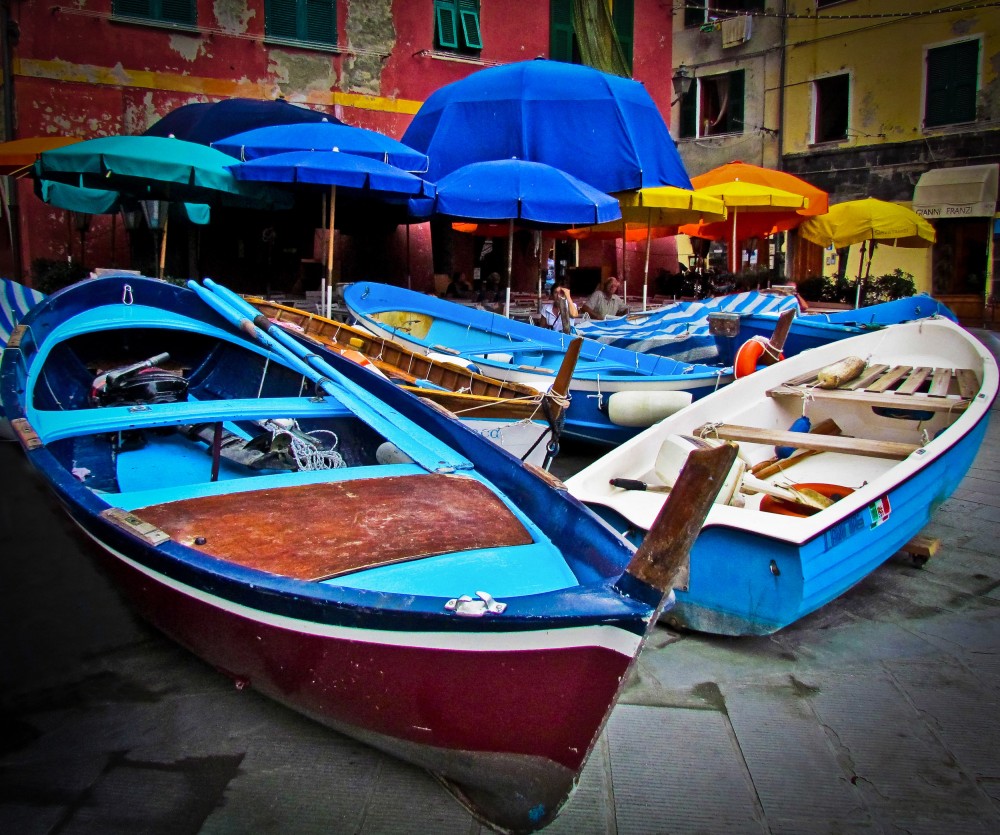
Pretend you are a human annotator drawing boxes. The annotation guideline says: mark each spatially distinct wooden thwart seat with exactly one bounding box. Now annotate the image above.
[696,423,919,460]
[768,362,977,413]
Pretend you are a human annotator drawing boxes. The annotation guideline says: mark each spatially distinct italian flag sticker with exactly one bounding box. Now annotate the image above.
[868,496,891,528]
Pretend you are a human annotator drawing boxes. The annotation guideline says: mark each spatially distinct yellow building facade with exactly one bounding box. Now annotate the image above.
[781,0,1000,321]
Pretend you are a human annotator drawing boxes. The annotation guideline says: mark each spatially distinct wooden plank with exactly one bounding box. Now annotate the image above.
[842,364,888,390]
[928,367,954,397]
[956,368,980,399]
[768,385,969,412]
[895,366,932,395]
[781,367,825,387]
[866,365,912,393]
[696,423,919,460]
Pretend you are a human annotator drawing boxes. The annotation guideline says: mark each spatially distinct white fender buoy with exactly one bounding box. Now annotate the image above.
[376,442,414,465]
[607,390,693,427]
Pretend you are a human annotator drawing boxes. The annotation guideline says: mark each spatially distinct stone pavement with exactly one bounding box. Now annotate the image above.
[1,331,997,834]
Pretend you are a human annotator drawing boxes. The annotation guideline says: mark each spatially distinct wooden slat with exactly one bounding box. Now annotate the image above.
[895,366,932,395]
[781,367,825,387]
[928,367,953,397]
[866,365,912,393]
[842,364,888,390]
[768,385,969,413]
[956,368,980,399]
[697,423,919,460]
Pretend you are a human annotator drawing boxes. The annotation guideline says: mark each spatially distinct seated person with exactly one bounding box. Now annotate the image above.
[477,272,502,304]
[580,275,628,320]
[539,283,579,332]
[445,271,473,299]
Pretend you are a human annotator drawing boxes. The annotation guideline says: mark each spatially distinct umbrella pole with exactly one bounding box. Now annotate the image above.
[621,217,627,303]
[158,215,169,280]
[731,207,739,274]
[504,218,513,318]
[406,223,411,290]
[327,185,336,319]
[643,219,652,312]
[854,240,866,309]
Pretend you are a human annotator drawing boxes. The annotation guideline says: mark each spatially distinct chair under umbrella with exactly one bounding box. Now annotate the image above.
[799,197,936,308]
[230,150,434,317]
[433,158,621,317]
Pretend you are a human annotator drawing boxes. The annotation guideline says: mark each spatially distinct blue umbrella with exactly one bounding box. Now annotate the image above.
[402,59,691,193]
[434,159,621,315]
[231,150,434,314]
[213,123,429,173]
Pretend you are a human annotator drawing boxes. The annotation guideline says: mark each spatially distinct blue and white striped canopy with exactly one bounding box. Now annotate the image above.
[1,278,45,347]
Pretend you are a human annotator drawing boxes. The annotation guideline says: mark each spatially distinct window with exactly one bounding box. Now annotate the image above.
[813,73,849,143]
[435,0,482,54]
[684,1,763,29]
[112,0,195,27]
[925,39,979,128]
[265,0,336,47]
[679,71,745,138]
[550,0,577,63]
[611,0,634,72]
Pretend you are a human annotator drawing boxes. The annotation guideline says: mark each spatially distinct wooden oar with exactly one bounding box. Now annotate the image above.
[616,442,739,601]
[759,307,795,366]
[749,417,842,478]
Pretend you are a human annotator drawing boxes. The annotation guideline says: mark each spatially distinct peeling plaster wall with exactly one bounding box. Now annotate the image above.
[343,0,394,97]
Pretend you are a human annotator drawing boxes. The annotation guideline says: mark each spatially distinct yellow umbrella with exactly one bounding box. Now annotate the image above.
[0,137,82,177]
[571,186,727,309]
[799,198,936,308]
[799,197,936,249]
[682,181,809,273]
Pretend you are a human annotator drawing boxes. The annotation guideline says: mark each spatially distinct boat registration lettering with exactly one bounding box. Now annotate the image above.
[867,495,891,529]
[825,513,867,549]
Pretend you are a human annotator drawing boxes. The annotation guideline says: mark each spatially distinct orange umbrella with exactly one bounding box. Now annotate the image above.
[679,161,828,272]
[0,137,82,177]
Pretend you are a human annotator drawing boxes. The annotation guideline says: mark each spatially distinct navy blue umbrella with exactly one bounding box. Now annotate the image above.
[402,59,691,193]
[144,98,334,146]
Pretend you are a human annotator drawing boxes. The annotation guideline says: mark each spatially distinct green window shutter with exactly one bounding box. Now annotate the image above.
[435,0,459,49]
[679,84,696,139]
[305,0,336,44]
[728,70,745,132]
[458,0,482,50]
[266,0,299,39]
[550,0,574,62]
[925,40,978,127]
[160,0,195,25]
[114,0,153,17]
[612,0,633,72]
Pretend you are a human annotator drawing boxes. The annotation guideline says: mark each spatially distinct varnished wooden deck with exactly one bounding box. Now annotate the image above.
[135,474,533,581]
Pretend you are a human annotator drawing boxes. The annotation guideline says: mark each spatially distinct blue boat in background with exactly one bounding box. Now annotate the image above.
[567,317,996,635]
[721,293,958,365]
[344,281,734,445]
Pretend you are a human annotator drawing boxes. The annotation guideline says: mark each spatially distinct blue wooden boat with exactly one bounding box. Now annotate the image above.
[0,273,734,831]
[1,278,45,438]
[719,293,958,365]
[343,281,733,445]
[566,318,996,636]
[573,291,800,363]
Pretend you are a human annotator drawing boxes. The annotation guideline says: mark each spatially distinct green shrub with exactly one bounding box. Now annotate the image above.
[31,258,88,295]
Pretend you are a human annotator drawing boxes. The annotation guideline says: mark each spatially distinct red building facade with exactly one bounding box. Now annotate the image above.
[4,0,680,293]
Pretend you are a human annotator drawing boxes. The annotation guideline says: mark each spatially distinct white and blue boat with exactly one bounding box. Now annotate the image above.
[343,281,733,445]
[573,291,801,363]
[0,273,734,831]
[566,317,996,636]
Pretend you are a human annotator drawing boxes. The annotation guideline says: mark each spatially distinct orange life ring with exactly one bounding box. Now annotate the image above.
[734,336,784,378]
